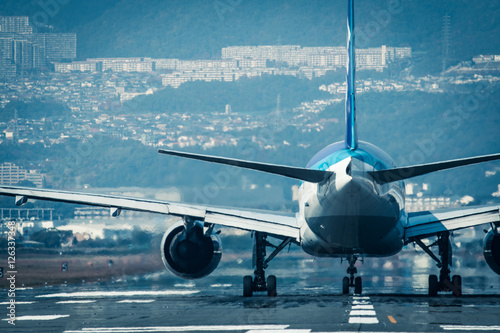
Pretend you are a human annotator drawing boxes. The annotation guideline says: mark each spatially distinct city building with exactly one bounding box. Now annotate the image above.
[0,37,16,77]
[44,33,77,62]
[0,16,33,34]
[221,45,411,70]
[87,57,154,72]
[155,58,179,70]
[53,60,97,73]
[0,16,77,75]
[0,162,44,188]
[473,55,500,63]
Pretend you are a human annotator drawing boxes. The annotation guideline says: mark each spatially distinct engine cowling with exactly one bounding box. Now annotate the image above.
[161,221,222,279]
[483,228,500,275]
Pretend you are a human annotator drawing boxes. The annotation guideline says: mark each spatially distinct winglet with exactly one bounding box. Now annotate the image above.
[345,0,358,150]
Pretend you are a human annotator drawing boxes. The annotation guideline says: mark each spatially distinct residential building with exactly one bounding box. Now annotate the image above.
[0,16,33,34]
[54,60,97,73]
[44,33,77,62]
[87,57,154,72]
[0,162,44,188]
[0,37,16,77]
[155,58,179,70]
[0,16,76,73]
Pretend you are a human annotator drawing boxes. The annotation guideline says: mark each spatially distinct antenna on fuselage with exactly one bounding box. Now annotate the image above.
[345,0,358,150]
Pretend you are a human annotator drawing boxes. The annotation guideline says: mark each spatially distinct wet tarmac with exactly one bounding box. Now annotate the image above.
[2,245,500,332]
[2,285,500,333]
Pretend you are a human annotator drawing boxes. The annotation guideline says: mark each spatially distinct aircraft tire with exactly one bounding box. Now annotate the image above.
[452,275,462,297]
[243,275,253,297]
[354,276,362,295]
[267,275,277,297]
[428,275,438,296]
[342,277,349,294]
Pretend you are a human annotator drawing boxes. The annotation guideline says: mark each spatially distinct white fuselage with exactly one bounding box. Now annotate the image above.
[296,142,407,258]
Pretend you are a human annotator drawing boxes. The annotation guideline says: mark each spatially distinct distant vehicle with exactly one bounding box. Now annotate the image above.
[1,0,499,297]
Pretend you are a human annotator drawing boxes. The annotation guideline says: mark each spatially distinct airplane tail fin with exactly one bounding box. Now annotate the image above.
[345,0,357,150]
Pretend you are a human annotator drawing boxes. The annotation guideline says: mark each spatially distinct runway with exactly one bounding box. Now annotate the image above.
[2,284,500,333]
[2,247,500,332]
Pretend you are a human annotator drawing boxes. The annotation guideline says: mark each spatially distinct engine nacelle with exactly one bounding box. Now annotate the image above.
[161,221,222,279]
[483,228,500,275]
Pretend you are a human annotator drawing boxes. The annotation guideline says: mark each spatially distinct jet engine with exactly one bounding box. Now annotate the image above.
[483,228,500,275]
[161,221,222,279]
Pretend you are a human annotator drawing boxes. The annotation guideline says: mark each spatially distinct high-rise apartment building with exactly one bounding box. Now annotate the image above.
[44,33,77,62]
[0,37,16,77]
[0,16,76,74]
[12,39,44,70]
[0,16,33,34]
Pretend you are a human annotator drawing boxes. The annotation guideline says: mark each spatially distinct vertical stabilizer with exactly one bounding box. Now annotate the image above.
[345,0,358,150]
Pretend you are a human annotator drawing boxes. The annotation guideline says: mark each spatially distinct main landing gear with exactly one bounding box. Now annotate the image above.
[413,231,462,297]
[342,255,362,295]
[243,232,292,297]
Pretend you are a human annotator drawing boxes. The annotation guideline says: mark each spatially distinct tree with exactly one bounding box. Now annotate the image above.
[30,229,72,248]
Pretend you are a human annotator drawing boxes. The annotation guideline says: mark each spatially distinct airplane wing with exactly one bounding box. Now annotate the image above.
[404,205,500,242]
[0,185,300,241]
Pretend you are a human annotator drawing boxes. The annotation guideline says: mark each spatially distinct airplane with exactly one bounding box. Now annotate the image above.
[1,0,500,297]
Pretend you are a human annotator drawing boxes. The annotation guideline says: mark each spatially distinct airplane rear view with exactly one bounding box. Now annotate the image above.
[1,0,500,297]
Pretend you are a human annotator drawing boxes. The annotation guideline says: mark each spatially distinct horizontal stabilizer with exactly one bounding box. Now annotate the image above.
[369,152,500,183]
[158,149,333,183]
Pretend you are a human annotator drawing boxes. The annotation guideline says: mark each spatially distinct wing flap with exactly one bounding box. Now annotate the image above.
[205,212,299,239]
[405,205,500,241]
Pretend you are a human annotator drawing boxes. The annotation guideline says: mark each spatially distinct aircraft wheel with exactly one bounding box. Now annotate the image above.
[342,277,349,294]
[354,276,362,295]
[243,275,253,297]
[452,275,462,297]
[267,275,277,297]
[428,275,438,296]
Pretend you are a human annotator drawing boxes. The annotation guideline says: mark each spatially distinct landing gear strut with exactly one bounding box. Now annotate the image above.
[413,231,462,297]
[342,255,362,295]
[243,232,291,297]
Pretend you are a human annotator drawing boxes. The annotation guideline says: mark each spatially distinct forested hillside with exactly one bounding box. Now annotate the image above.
[1,82,499,205]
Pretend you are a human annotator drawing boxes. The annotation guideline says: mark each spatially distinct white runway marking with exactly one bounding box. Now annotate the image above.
[349,310,376,316]
[347,317,380,324]
[63,325,290,333]
[352,299,375,305]
[117,299,155,303]
[56,300,97,304]
[246,329,311,333]
[0,301,34,305]
[441,325,500,331]
[174,282,195,288]
[210,283,232,288]
[351,304,374,310]
[348,296,379,324]
[3,315,69,321]
[36,290,198,298]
